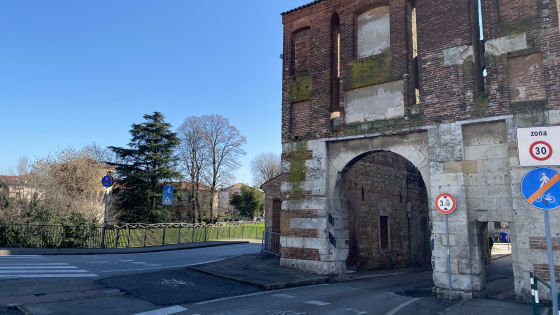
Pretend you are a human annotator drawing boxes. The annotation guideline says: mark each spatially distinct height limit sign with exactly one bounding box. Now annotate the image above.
[517,126,560,166]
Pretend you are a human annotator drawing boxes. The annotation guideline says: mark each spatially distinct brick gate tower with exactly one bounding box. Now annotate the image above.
[278,0,560,301]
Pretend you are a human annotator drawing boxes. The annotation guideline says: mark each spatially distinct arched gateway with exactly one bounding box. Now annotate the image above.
[339,150,430,270]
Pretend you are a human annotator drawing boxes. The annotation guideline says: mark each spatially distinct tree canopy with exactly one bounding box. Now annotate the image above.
[229,185,264,219]
[110,112,180,223]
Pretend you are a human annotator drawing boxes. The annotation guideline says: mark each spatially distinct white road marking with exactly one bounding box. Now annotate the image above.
[0,266,78,269]
[0,269,89,273]
[304,300,330,306]
[343,308,369,314]
[0,258,97,279]
[134,305,187,315]
[271,293,297,299]
[384,297,421,315]
[0,263,70,266]
[102,257,236,273]
[196,284,330,305]
[0,274,98,278]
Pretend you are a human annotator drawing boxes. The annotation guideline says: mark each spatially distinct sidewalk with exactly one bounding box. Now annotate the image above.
[189,253,330,290]
[188,253,532,314]
[0,240,250,255]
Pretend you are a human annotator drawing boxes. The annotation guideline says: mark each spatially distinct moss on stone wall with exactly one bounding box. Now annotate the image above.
[501,15,538,35]
[347,49,392,90]
[510,99,547,113]
[290,74,312,103]
[343,115,421,137]
[287,141,308,200]
[472,93,489,116]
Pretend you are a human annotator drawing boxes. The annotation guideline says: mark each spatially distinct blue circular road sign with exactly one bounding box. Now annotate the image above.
[101,175,114,188]
[521,168,560,210]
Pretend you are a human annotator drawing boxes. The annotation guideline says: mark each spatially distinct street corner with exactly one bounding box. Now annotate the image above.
[0,305,25,315]
[96,267,263,305]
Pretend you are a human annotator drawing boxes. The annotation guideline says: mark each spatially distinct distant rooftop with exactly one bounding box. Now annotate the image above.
[281,0,323,16]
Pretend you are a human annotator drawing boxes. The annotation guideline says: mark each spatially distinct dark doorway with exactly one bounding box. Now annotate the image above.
[342,151,431,270]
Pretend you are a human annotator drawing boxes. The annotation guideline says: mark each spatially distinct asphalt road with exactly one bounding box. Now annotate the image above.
[0,245,530,315]
[0,243,260,280]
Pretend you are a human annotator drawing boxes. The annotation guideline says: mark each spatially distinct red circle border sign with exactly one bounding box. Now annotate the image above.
[435,193,457,214]
[529,141,553,161]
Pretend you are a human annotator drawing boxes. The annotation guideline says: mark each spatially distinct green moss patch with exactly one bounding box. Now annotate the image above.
[510,99,547,113]
[287,141,308,200]
[500,15,538,35]
[290,74,312,103]
[347,49,392,90]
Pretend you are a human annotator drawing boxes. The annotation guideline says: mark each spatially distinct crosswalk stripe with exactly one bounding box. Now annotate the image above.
[0,263,69,266]
[0,274,98,278]
[0,257,97,278]
[0,266,78,269]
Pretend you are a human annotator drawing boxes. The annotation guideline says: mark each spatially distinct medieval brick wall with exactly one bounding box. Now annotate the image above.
[279,0,560,302]
[343,151,430,270]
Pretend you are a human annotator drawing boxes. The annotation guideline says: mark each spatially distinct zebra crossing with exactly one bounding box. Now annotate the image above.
[0,255,98,279]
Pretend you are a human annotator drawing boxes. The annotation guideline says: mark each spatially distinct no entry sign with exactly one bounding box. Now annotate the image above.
[435,193,456,214]
[517,126,560,166]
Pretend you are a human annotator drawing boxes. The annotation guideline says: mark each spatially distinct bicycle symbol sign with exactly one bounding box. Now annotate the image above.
[435,193,456,214]
[521,168,560,210]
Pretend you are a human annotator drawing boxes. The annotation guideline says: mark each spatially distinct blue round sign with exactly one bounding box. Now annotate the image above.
[101,175,114,188]
[521,168,560,210]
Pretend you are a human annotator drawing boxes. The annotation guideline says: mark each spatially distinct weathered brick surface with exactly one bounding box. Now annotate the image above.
[282,228,319,238]
[281,247,321,261]
[343,151,430,269]
[529,237,560,251]
[534,264,560,282]
[281,0,560,143]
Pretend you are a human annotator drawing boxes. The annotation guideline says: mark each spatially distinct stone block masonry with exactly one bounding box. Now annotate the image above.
[279,0,560,303]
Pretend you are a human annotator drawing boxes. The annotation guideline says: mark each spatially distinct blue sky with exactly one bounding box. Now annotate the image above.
[0,0,310,185]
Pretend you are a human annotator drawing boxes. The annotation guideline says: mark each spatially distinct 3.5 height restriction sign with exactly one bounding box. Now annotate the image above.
[517,126,560,166]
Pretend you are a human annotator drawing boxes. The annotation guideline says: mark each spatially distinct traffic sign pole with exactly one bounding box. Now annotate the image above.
[100,175,114,249]
[101,187,109,248]
[435,192,457,300]
[162,205,168,246]
[445,214,452,300]
[544,210,559,314]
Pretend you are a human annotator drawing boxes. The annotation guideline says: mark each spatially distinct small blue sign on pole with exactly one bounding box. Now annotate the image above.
[101,175,114,188]
[521,167,560,210]
[162,185,174,206]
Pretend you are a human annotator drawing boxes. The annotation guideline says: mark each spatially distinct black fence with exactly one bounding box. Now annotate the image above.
[0,222,265,249]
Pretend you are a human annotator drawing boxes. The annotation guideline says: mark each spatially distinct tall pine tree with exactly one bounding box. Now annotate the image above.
[110,112,180,223]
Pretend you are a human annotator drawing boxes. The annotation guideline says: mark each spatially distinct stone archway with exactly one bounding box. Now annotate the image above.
[340,150,431,270]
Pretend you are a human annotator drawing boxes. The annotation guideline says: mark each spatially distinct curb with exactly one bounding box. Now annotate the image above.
[0,241,249,256]
[188,265,330,290]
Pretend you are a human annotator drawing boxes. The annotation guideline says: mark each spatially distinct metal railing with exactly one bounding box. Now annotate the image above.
[0,222,264,249]
[261,230,281,256]
[530,272,560,315]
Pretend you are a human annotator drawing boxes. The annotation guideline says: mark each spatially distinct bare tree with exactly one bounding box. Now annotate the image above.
[176,117,209,222]
[27,147,114,223]
[17,156,29,175]
[200,114,246,219]
[251,152,281,186]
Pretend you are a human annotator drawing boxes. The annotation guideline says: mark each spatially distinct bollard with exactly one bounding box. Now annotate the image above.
[530,272,540,315]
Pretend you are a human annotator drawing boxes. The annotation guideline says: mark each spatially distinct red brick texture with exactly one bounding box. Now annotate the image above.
[281,247,321,261]
[281,0,560,143]
[529,237,560,251]
[534,264,560,282]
